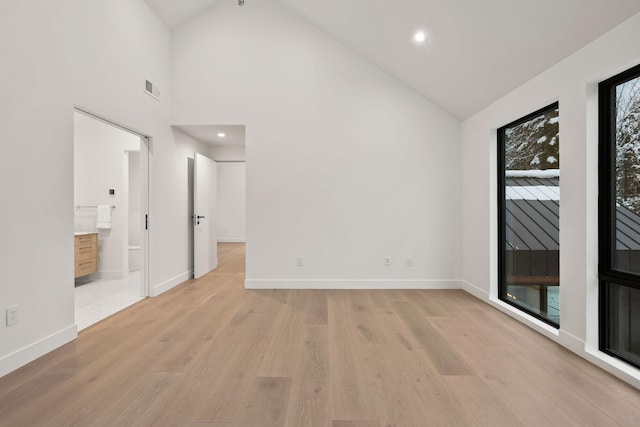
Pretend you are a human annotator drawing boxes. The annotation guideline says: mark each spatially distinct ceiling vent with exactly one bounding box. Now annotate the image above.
[144,79,160,101]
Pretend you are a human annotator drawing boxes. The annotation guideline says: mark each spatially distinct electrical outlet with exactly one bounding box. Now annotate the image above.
[297,256,304,267]
[406,256,413,267]
[385,256,391,266]
[6,305,19,326]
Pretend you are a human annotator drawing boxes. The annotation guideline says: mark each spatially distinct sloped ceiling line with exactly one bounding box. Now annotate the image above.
[145,0,640,119]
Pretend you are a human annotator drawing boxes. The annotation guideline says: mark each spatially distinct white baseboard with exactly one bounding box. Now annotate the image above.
[462,280,559,339]
[558,329,586,355]
[561,330,640,388]
[0,324,77,378]
[245,279,462,289]
[461,279,640,389]
[584,346,640,389]
[461,280,489,300]
[151,270,192,297]
[217,238,245,243]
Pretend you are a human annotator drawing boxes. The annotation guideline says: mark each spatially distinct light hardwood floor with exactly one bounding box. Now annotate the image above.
[1,243,639,426]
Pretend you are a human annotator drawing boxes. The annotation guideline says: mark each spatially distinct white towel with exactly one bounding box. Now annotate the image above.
[96,205,112,229]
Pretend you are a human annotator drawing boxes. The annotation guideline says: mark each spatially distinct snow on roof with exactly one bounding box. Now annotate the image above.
[506,186,559,201]
[505,169,559,178]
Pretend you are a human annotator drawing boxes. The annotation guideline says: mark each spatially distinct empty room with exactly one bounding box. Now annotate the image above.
[2,0,640,425]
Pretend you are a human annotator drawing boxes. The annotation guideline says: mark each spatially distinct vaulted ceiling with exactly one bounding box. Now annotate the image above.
[145,0,640,119]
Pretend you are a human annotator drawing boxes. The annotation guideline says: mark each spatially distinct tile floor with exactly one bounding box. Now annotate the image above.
[74,272,145,331]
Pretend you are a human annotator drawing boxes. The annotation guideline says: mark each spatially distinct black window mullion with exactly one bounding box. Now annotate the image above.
[598,62,640,370]
[598,82,614,276]
[600,271,640,291]
[498,102,560,328]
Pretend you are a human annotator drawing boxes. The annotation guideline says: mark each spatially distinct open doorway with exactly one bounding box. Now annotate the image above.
[73,109,149,330]
[174,125,246,276]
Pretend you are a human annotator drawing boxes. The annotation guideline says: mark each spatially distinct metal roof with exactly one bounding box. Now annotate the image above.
[506,177,559,251]
[506,176,559,187]
[616,204,640,250]
[506,177,640,251]
[506,200,559,251]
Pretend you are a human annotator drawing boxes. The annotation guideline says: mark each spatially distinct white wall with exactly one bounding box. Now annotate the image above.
[217,162,246,242]
[0,0,76,378]
[210,145,246,162]
[74,112,140,278]
[0,0,210,378]
[461,12,640,386]
[172,0,462,288]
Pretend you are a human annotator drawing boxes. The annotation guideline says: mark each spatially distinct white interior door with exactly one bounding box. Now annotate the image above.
[194,153,218,278]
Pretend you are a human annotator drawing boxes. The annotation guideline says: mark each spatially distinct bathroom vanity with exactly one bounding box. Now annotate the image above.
[74,232,98,278]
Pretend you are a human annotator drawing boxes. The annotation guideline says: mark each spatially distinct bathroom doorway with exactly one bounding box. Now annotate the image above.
[73,109,150,330]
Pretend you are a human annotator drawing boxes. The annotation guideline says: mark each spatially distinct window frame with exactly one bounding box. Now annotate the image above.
[497,101,560,329]
[598,63,640,368]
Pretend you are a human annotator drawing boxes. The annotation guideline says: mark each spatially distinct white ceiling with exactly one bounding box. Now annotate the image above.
[144,0,217,29]
[146,0,640,119]
[174,124,246,147]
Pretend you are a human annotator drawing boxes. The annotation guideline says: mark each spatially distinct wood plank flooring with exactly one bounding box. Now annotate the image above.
[1,243,640,426]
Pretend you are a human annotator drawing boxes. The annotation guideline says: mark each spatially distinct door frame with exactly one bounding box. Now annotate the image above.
[73,106,151,297]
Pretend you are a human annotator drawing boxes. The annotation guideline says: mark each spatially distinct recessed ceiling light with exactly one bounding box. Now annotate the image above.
[413,30,427,44]
[217,132,226,138]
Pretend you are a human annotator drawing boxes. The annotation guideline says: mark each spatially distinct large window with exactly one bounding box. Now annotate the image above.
[498,103,560,327]
[599,64,640,368]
